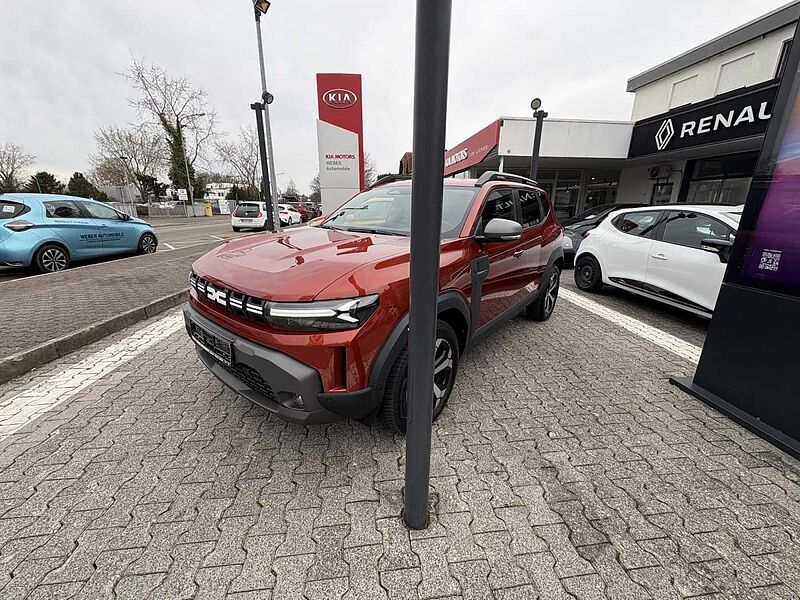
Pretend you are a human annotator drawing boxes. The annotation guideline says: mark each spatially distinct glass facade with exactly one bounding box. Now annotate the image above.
[682,151,758,205]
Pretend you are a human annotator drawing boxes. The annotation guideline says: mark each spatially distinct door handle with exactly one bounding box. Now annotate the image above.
[513,249,524,258]
[651,253,668,260]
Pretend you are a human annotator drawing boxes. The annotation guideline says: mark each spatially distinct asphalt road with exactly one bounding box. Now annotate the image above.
[0,217,273,283]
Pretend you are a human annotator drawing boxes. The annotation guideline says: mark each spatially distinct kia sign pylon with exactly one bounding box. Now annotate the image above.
[316,74,365,214]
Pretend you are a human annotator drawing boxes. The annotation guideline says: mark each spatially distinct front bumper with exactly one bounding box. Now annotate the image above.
[184,304,377,424]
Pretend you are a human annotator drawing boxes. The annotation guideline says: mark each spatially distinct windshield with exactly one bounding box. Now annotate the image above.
[322,184,478,238]
[725,212,742,224]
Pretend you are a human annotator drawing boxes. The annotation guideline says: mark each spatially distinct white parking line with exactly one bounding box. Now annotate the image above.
[560,288,702,364]
[0,312,184,441]
[162,242,177,250]
[210,235,227,241]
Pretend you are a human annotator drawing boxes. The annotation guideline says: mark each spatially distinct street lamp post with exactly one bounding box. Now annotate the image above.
[404,0,453,530]
[252,0,281,232]
[529,98,548,181]
[251,101,276,231]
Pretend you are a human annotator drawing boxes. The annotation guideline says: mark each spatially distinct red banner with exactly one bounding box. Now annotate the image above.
[444,120,501,176]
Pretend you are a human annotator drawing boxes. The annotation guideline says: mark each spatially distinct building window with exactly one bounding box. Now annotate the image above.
[715,53,754,95]
[669,75,698,109]
[682,151,758,205]
[776,39,793,79]
[651,182,674,205]
[585,171,620,209]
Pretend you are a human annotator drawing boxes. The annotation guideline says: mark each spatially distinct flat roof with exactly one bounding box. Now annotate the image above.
[626,0,800,92]
[499,116,633,125]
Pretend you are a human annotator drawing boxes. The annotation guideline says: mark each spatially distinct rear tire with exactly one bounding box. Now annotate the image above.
[574,255,603,292]
[381,321,459,434]
[34,244,69,273]
[232,227,241,232]
[137,233,157,255]
[526,265,561,321]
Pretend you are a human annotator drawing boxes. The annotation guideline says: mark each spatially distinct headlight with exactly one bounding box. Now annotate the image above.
[561,235,574,249]
[264,294,380,331]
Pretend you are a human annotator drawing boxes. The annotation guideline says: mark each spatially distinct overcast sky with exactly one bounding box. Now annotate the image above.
[0,0,789,194]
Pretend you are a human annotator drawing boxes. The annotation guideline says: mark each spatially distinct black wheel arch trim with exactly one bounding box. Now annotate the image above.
[365,290,471,417]
[34,240,71,260]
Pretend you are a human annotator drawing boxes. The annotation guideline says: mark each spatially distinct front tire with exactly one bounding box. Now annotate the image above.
[574,255,603,291]
[232,226,241,232]
[526,265,561,321]
[35,244,70,273]
[137,233,158,255]
[381,321,460,434]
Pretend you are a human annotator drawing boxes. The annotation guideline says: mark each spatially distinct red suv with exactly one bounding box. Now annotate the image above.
[184,172,563,432]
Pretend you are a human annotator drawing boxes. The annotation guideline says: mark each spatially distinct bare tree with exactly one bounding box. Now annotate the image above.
[126,58,216,193]
[0,143,35,192]
[215,126,259,190]
[310,173,321,203]
[91,125,166,202]
[364,152,377,187]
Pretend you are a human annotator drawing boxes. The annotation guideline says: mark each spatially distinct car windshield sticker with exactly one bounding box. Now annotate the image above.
[2,205,15,213]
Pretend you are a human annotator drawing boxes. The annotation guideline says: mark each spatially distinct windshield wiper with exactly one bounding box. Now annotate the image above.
[340,227,407,237]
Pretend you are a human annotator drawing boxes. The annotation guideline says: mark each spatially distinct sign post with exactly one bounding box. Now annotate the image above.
[316,73,364,214]
[403,0,452,530]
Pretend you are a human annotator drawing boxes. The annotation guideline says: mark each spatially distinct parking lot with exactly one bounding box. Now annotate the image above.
[2,262,799,600]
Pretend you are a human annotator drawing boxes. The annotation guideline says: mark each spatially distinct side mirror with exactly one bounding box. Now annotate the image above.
[700,238,733,263]
[478,218,522,242]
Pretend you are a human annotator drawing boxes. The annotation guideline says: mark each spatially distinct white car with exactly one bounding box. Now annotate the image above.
[278,204,302,226]
[231,201,268,231]
[574,204,742,317]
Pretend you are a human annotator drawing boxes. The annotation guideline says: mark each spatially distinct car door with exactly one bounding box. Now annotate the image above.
[645,210,733,312]
[600,210,663,286]
[79,201,132,253]
[517,189,545,290]
[474,188,528,329]
[42,199,103,258]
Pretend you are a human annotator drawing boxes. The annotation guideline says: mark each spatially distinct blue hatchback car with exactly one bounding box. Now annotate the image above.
[0,194,158,273]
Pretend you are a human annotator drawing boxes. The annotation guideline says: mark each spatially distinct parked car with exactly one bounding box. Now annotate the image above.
[561,203,646,264]
[287,201,310,222]
[231,201,269,232]
[185,172,564,432]
[574,204,743,316]
[303,202,321,218]
[278,203,302,226]
[0,193,157,273]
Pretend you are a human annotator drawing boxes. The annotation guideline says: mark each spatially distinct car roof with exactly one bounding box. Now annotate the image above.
[615,204,743,214]
[0,193,97,204]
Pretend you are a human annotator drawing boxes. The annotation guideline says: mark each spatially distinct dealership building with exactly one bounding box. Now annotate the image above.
[417,2,797,219]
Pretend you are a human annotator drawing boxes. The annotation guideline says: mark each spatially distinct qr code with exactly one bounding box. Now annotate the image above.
[758,250,782,272]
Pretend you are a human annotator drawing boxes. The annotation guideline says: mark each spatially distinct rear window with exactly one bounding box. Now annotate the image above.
[0,200,28,220]
[234,203,261,217]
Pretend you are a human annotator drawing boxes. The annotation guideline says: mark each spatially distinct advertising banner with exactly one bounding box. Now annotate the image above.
[316,73,364,214]
[443,120,501,176]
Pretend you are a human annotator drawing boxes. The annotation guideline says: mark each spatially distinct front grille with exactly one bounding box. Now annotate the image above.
[226,362,276,402]
[190,272,267,324]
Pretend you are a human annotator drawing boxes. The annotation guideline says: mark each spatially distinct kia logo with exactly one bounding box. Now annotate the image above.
[323,89,358,109]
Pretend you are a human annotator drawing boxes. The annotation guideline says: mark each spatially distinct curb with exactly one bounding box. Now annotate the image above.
[0,289,189,385]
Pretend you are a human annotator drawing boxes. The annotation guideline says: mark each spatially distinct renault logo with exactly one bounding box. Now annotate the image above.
[655,119,675,151]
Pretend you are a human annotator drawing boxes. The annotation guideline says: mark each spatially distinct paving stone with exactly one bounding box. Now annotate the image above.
[304,577,349,600]
[229,534,283,593]
[343,544,386,600]
[380,567,421,600]
[411,536,461,599]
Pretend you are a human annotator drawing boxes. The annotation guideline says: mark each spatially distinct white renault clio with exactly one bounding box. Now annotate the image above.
[231,201,268,232]
[574,205,742,317]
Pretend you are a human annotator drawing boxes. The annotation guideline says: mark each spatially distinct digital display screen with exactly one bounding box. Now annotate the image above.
[732,75,800,297]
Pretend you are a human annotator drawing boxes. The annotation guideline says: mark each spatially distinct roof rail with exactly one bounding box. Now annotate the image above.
[370,174,412,188]
[474,171,539,187]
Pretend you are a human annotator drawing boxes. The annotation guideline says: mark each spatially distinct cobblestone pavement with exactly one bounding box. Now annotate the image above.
[0,243,216,359]
[1,293,799,599]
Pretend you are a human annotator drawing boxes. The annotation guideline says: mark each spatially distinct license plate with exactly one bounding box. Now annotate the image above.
[190,320,233,366]
[240,218,253,223]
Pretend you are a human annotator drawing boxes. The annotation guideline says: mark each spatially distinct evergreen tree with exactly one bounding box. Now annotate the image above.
[66,172,108,201]
[23,172,64,194]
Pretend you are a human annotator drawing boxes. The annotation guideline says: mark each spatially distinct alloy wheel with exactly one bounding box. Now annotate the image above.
[400,336,455,419]
[141,235,157,254]
[41,248,67,272]
[544,271,559,316]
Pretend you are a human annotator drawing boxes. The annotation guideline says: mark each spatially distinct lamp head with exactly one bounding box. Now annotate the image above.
[530,98,542,111]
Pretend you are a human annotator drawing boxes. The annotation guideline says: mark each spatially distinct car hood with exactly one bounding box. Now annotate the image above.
[191,225,410,301]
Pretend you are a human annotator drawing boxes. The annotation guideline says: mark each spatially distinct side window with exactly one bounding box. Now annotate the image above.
[612,211,661,237]
[661,211,734,250]
[519,190,543,228]
[44,200,82,219]
[80,201,120,220]
[480,189,516,232]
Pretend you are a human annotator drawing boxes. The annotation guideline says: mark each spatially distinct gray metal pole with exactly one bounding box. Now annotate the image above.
[254,10,282,232]
[178,118,193,219]
[529,110,548,181]
[404,0,452,530]
[251,102,276,231]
